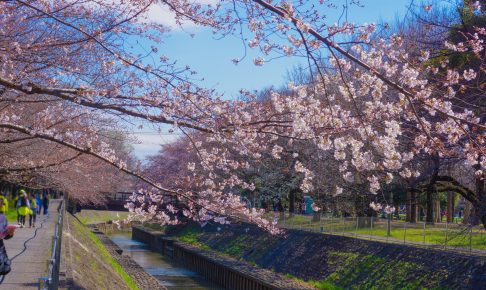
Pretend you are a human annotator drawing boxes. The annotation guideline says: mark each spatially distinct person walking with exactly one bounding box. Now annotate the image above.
[14,193,20,225]
[17,193,30,228]
[29,193,37,228]
[36,193,42,216]
[42,192,50,215]
[0,193,7,215]
[0,198,15,276]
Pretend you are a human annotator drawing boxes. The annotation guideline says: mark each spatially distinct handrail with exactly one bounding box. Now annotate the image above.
[39,200,64,290]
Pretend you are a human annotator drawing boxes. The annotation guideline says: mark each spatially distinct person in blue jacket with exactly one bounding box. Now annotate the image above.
[36,194,42,216]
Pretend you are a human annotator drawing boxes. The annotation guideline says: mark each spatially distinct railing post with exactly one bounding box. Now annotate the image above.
[469,225,473,253]
[403,222,407,244]
[320,212,323,233]
[330,215,334,235]
[370,216,373,240]
[43,200,64,290]
[444,222,449,250]
[341,217,345,236]
[386,213,391,238]
[422,221,426,246]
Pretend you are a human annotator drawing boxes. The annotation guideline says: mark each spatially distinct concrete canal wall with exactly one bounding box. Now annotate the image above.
[132,226,315,290]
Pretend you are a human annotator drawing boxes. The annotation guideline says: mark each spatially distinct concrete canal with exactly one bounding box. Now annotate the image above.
[108,232,226,290]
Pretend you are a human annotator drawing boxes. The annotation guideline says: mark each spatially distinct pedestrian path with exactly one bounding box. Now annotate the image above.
[0,200,61,289]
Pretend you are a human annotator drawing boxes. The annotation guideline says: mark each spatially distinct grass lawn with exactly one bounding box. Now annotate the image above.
[278,214,486,250]
[354,224,486,250]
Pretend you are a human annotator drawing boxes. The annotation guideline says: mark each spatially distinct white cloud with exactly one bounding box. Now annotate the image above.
[145,0,220,30]
[131,133,180,160]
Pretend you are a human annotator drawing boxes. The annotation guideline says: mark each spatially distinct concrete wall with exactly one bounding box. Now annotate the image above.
[132,226,314,290]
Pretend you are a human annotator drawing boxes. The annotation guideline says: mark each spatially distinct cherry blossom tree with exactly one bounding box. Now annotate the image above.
[0,0,484,232]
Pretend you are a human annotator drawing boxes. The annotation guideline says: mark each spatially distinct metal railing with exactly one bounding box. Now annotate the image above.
[278,213,486,256]
[39,200,64,290]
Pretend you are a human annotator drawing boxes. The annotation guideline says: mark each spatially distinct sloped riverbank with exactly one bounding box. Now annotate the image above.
[61,214,140,289]
[92,228,167,290]
[152,222,486,289]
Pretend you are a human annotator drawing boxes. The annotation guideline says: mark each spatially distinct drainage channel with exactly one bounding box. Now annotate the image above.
[108,232,226,290]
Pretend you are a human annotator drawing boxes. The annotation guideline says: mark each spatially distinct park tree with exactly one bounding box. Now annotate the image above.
[0,104,136,202]
[0,0,484,232]
[392,0,486,224]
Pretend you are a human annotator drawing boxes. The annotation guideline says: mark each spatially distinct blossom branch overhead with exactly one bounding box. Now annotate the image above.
[0,0,484,230]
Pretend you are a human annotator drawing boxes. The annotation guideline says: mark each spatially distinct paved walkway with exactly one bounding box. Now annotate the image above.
[1,200,61,289]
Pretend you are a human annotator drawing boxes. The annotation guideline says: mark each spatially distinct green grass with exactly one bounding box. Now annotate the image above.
[309,280,343,290]
[76,210,128,225]
[220,235,249,257]
[284,273,342,290]
[278,215,486,250]
[173,224,210,250]
[320,251,443,289]
[353,224,486,250]
[87,230,139,290]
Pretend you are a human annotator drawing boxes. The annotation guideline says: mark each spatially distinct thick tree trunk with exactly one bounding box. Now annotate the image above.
[411,189,417,223]
[470,155,485,227]
[406,188,417,223]
[473,171,485,227]
[463,201,472,224]
[426,188,435,223]
[436,199,442,222]
[406,190,411,222]
[426,154,440,224]
[447,192,454,223]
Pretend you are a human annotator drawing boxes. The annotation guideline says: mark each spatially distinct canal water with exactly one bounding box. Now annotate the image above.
[108,232,226,290]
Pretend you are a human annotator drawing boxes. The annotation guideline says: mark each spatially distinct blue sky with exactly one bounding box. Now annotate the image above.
[131,0,414,160]
[159,0,413,96]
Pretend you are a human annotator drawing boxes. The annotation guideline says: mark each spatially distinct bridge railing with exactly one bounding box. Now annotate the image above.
[39,199,64,290]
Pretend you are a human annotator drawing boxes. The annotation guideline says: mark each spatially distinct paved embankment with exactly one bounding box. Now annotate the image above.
[1,200,61,289]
